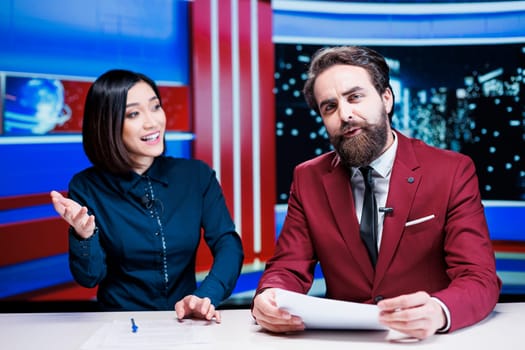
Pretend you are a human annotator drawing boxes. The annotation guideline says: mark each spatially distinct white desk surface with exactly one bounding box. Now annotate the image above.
[0,303,523,349]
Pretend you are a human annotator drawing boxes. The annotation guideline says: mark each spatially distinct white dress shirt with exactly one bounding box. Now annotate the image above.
[350,131,398,252]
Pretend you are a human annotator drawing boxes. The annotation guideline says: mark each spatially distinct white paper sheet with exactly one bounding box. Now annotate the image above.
[81,319,213,349]
[274,288,388,330]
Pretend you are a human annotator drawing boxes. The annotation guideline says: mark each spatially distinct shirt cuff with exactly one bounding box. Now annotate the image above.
[69,225,98,241]
[431,296,451,333]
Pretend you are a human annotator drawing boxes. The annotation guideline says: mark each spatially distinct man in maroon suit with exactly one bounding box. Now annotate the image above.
[252,46,501,340]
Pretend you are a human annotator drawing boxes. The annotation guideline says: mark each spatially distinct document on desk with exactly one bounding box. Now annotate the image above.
[81,318,213,350]
[275,288,388,330]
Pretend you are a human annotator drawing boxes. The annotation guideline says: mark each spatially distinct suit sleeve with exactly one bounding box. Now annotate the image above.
[255,166,318,295]
[432,155,501,331]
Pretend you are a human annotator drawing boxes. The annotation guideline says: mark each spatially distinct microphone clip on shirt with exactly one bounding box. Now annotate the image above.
[379,207,394,214]
[140,195,154,209]
[140,194,164,214]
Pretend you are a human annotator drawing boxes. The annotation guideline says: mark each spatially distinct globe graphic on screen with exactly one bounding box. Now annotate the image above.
[4,77,72,135]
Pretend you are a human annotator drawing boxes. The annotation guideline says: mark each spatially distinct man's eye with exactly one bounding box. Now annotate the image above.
[323,104,335,113]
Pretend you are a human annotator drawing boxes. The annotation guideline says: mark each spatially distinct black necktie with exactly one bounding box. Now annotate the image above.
[359,166,378,266]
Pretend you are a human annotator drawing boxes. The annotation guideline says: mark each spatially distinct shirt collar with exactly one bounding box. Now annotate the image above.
[118,157,170,194]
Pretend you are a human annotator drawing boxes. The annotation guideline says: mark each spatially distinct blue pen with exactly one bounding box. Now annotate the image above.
[131,318,138,333]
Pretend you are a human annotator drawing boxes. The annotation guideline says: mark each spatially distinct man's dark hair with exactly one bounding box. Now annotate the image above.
[302,46,395,122]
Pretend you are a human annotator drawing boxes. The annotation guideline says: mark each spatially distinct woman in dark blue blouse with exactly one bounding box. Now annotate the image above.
[50,69,244,321]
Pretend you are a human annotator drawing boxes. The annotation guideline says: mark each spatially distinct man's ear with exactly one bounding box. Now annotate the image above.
[382,87,394,115]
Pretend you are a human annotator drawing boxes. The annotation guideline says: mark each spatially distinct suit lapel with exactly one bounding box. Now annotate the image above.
[374,133,421,286]
[322,162,375,281]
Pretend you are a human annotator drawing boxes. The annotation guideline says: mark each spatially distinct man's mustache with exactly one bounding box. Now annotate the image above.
[340,120,368,134]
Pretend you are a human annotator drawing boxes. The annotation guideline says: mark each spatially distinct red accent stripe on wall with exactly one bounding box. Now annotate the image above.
[191,0,276,265]
[217,1,234,218]
[493,240,525,253]
[157,86,192,131]
[257,2,277,261]
[0,218,68,267]
[4,282,97,302]
[0,191,65,211]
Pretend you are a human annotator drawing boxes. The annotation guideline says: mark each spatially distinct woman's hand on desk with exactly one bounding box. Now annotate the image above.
[251,288,305,333]
[175,295,220,322]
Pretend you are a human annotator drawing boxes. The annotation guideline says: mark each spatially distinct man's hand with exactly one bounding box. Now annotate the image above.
[175,295,220,322]
[251,288,305,333]
[378,291,446,340]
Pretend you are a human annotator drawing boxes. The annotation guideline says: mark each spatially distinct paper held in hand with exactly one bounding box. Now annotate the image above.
[274,288,388,330]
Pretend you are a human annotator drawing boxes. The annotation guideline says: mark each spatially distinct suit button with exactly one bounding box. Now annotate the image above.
[374,295,384,303]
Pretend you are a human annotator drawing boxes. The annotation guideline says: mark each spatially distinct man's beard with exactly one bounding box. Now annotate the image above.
[330,111,389,169]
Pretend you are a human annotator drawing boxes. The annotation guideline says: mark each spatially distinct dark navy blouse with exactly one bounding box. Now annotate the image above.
[67,156,244,311]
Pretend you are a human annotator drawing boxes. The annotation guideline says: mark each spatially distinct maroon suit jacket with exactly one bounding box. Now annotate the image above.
[257,131,501,332]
